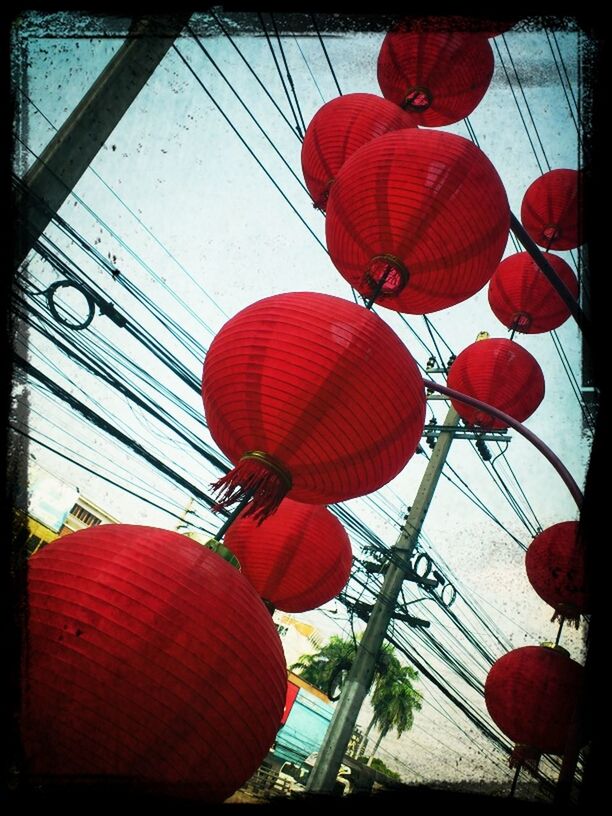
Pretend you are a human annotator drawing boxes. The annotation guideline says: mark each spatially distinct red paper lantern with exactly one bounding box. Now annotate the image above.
[446,338,545,429]
[202,292,426,520]
[301,93,416,211]
[325,129,509,315]
[377,30,494,126]
[22,525,287,803]
[525,521,589,624]
[224,499,353,612]
[488,251,579,333]
[520,169,582,251]
[485,645,584,762]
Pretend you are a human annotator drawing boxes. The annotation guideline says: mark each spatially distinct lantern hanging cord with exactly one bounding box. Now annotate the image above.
[509,213,591,345]
[311,12,343,97]
[364,264,392,309]
[509,761,522,797]
[214,490,255,539]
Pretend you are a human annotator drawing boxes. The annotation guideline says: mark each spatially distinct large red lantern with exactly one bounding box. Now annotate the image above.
[377,30,494,126]
[224,500,353,612]
[446,338,545,429]
[488,251,579,333]
[325,129,509,315]
[202,292,426,520]
[485,645,584,764]
[520,169,582,251]
[301,93,415,211]
[525,521,589,625]
[22,525,287,803]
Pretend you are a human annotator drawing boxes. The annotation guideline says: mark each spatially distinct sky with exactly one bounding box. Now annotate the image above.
[10,10,594,800]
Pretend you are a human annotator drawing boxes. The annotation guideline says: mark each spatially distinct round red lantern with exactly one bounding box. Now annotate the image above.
[488,251,579,333]
[301,93,416,211]
[202,292,426,520]
[446,338,545,429]
[22,525,287,803]
[325,129,509,315]
[525,521,589,625]
[224,499,353,612]
[485,645,584,763]
[377,30,494,126]
[520,169,582,251]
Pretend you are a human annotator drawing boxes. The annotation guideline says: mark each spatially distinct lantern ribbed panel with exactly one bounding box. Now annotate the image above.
[202,292,426,507]
[377,31,494,126]
[446,338,545,429]
[520,169,581,251]
[525,521,589,617]
[488,251,579,333]
[224,500,353,612]
[22,525,287,803]
[325,129,509,315]
[485,646,583,754]
[301,93,416,211]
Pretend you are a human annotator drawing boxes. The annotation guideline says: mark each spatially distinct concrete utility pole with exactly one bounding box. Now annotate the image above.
[15,13,192,267]
[306,403,460,793]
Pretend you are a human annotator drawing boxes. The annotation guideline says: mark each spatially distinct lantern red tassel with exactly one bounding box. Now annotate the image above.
[446,338,545,429]
[488,251,579,334]
[485,645,584,757]
[301,93,416,211]
[202,292,426,520]
[377,30,494,126]
[224,499,353,612]
[211,450,292,522]
[325,129,510,315]
[22,525,287,803]
[520,168,582,251]
[525,521,589,625]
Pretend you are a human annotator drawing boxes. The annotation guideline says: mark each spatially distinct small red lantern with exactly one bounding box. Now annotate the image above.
[325,129,509,315]
[301,93,416,211]
[485,645,584,766]
[22,525,287,803]
[446,338,545,429]
[202,292,426,520]
[377,29,494,126]
[488,251,579,333]
[224,499,353,612]
[525,521,589,625]
[520,169,582,251]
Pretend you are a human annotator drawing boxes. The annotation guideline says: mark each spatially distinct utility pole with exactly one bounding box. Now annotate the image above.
[15,13,192,267]
[306,402,460,793]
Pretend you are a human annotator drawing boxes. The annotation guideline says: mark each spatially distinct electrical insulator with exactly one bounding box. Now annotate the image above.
[426,356,437,370]
[476,437,492,461]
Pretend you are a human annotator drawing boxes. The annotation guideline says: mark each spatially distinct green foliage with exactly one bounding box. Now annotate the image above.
[290,635,403,699]
[361,756,401,781]
[291,635,422,760]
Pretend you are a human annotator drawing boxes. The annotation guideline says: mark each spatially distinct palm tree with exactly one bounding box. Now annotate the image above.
[291,636,421,761]
[362,663,422,764]
[290,635,357,698]
[290,636,402,700]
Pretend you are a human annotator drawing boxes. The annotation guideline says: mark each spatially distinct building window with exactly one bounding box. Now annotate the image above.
[69,503,102,527]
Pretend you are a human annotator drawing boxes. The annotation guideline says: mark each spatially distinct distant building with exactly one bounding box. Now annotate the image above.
[58,495,119,537]
[25,466,119,555]
[273,611,325,667]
